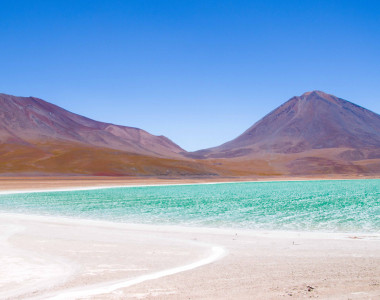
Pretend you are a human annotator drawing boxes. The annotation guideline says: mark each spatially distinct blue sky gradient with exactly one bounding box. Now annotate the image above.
[1,0,379,151]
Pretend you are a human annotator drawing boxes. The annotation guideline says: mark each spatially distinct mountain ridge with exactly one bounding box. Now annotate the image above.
[1,90,380,176]
[0,93,184,158]
[0,93,227,176]
[190,90,380,159]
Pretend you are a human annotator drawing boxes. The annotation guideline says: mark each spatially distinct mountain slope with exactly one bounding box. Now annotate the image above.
[0,93,225,176]
[192,91,380,158]
[190,91,380,175]
[0,93,183,158]
[1,91,379,177]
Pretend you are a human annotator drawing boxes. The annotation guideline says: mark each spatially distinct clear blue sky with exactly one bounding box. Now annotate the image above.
[1,0,379,151]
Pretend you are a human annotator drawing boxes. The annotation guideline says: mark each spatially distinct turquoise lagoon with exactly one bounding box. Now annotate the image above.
[0,179,379,233]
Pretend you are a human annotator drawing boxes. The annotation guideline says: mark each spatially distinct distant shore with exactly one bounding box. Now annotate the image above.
[0,213,379,299]
[0,175,378,193]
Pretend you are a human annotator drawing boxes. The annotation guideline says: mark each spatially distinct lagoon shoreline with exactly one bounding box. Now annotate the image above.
[0,175,378,193]
[1,179,380,299]
[0,212,379,299]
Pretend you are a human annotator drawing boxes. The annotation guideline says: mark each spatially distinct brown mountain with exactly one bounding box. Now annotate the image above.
[0,93,184,157]
[0,93,222,176]
[2,91,380,177]
[190,91,380,175]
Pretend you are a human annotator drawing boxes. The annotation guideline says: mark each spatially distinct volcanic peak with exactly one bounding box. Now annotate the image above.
[297,90,339,103]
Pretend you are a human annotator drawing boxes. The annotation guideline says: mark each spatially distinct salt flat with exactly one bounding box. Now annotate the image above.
[0,213,379,299]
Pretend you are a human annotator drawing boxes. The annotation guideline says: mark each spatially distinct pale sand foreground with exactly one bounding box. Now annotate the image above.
[0,213,380,300]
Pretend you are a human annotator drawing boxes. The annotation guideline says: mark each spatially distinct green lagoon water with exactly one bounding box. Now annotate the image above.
[0,179,379,233]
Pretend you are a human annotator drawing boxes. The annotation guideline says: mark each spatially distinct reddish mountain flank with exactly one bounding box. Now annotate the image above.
[0,93,183,157]
[190,91,380,176]
[0,93,221,176]
[1,91,379,177]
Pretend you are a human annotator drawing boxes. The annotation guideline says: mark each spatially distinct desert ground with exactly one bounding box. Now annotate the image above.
[0,213,379,299]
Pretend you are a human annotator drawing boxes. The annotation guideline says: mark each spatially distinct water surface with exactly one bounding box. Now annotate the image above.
[0,179,379,232]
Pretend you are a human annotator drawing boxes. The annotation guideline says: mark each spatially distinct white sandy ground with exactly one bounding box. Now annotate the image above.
[0,213,379,299]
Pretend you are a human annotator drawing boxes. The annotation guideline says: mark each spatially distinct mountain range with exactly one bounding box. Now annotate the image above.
[1,91,379,177]
[0,93,217,176]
